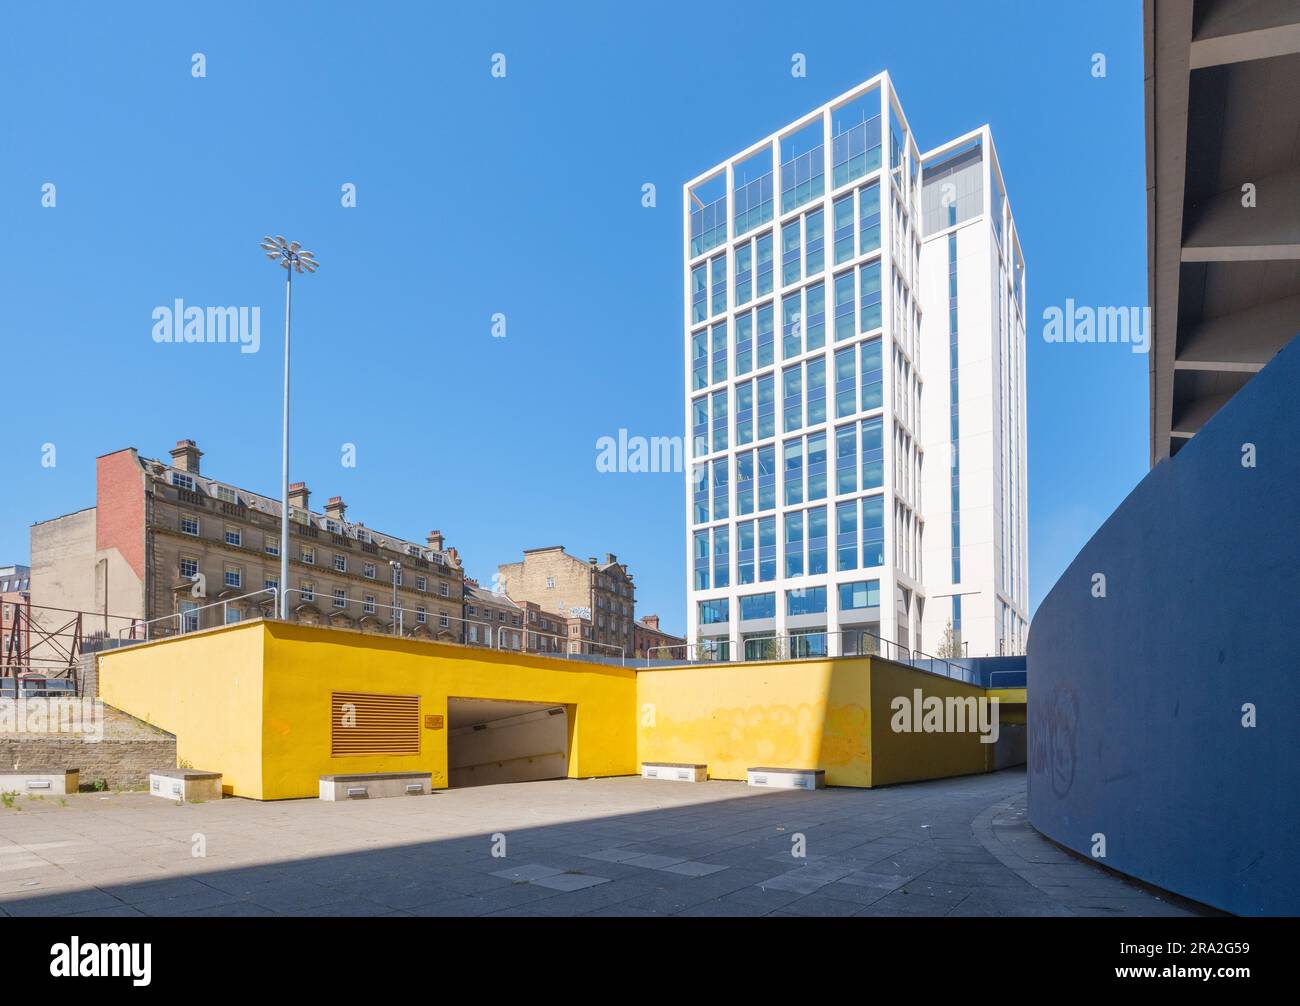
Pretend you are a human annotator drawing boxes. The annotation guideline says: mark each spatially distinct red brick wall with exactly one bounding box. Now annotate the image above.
[95,449,146,582]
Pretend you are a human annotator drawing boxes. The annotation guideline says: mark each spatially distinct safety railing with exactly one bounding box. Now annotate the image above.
[115,588,279,643]
[685,628,976,682]
[101,588,988,683]
[280,588,627,666]
[279,588,497,646]
[494,624,626,666]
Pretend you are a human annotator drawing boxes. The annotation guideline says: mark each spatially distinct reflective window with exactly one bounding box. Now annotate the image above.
[784,510,804,577]
[734,148,774,235]
[839,580,880,610]
[740,592,776,620]
[837,500,859,571]
[783,438,803,506]
[831,90,882,188]
[860,261,882,332]
[863,495,885,567]
[786,586,827,616]
[808,506,828,574]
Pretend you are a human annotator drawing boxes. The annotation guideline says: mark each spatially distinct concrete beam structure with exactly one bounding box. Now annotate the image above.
[1146,0,1300,463]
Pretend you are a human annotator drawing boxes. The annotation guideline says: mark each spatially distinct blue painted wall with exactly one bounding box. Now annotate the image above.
[1027,335,1300,916]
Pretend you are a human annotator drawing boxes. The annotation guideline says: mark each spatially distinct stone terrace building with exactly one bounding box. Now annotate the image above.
[30,439,465,640]
[463,578,522,649]
[632,614,688,660]
[1,564,32,658]
[497,547,635,658]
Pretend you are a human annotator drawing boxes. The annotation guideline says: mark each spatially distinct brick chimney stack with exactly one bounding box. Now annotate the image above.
[324,496,347,520]
[427,530,445,551]
[288,482,310,509]
[642,614,660,630]
[169,439,203,474]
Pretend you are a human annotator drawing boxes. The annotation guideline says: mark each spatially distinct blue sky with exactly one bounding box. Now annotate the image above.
[0,1,1147,634]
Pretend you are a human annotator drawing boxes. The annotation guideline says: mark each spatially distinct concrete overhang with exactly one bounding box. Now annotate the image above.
[1146,0,1300,464]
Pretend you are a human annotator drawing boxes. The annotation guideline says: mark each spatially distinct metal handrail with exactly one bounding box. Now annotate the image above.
[684,627,976,682]
[494,624,626,666]
[278,588,496,645]
[116,587,279,642]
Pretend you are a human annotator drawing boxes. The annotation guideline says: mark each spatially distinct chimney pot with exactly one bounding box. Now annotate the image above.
[169,439,203,474]
[323,496,347,519]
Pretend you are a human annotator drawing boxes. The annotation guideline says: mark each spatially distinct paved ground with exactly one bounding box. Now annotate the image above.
[0,768,1209,917]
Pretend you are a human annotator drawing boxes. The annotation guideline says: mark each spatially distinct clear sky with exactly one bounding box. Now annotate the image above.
[0,1,1148,635]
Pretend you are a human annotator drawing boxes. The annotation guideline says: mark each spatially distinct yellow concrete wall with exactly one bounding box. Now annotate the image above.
[98,621,265,797]
[100,620,1014,800]
[637,656,1006,789]
[260,621,637,799]
[636,658,875,787]
[868,661,995,786]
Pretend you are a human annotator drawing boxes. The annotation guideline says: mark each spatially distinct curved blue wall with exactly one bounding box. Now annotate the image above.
[1028,335,1300,916]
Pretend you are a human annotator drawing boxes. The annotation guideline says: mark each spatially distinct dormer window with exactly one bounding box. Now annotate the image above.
[214,485,237,505]
[172,472,195,491]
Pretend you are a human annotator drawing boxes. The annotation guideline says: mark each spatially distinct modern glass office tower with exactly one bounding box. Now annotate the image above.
[682,73,1028,661]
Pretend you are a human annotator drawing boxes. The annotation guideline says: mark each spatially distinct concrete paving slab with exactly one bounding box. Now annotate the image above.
[0,770,1212,918]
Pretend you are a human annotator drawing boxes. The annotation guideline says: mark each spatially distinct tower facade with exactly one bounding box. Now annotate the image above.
[683,73,1027,661]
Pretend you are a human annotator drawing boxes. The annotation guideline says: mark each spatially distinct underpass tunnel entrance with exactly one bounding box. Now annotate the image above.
[446,697,571,788]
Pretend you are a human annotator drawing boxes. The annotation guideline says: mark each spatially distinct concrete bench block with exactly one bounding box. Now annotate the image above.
[746,767,825,790]
[641,762,707,782]
[319,772,431,801]
[149,769,222,802]
[0,770,79,796]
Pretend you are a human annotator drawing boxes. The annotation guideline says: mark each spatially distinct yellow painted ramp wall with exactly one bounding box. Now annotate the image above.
[98,621,266,798]
[260,621,637,799]
[869,661,996,786]
[636,658,874,787]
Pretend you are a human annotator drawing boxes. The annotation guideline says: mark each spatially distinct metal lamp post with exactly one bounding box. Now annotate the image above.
[390,561,402,637]
[260,236,319,619]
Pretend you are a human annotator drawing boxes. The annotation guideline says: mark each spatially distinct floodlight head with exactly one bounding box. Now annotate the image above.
[261,236,319,275]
